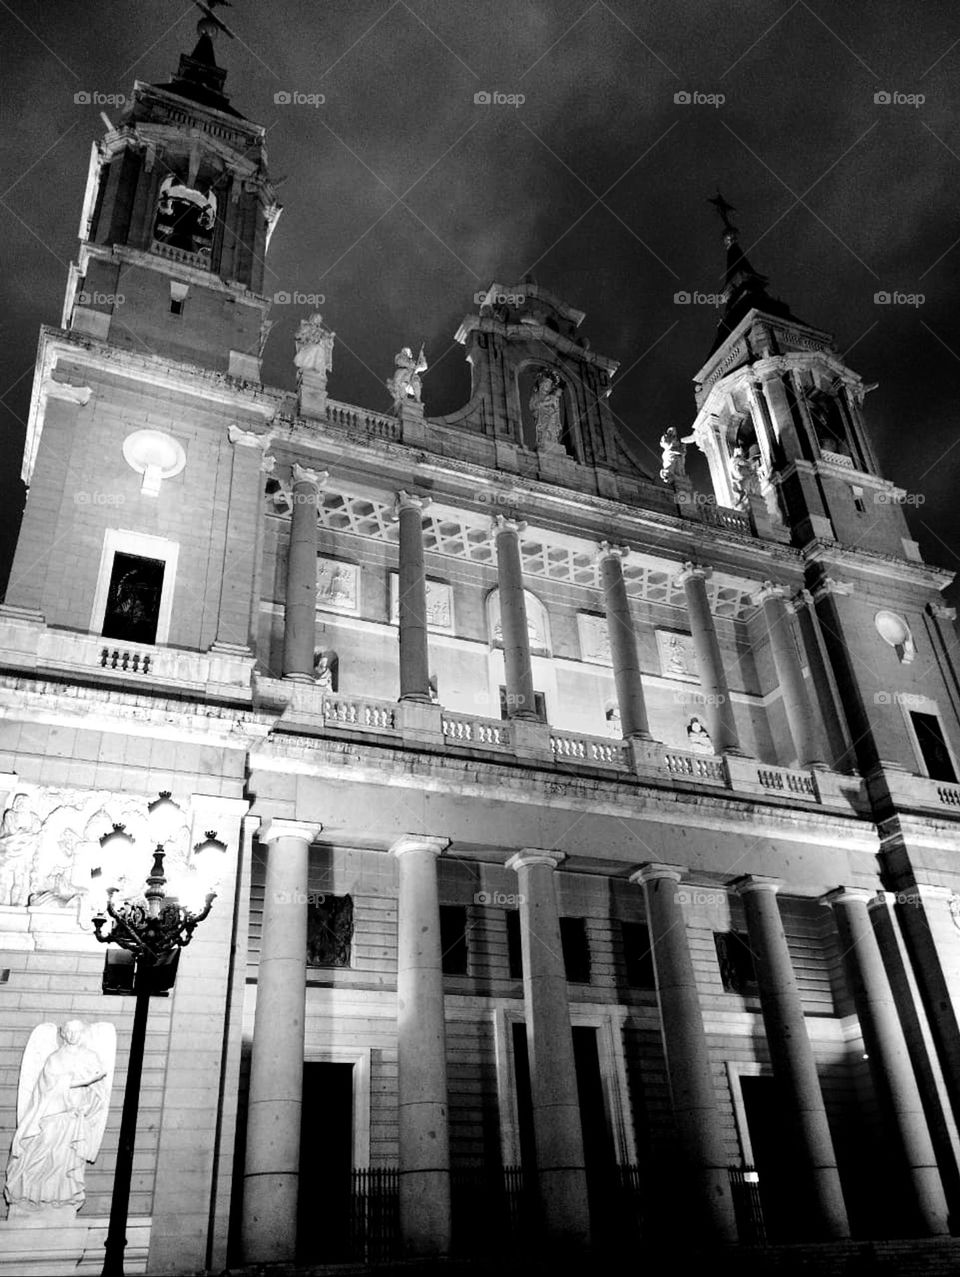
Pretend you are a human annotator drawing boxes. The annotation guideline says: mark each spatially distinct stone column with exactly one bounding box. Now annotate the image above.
[793,589,851,770]
[214,425,271,652]
[506,850,590,1245]
[631,863,738,1242]
[282,464,326,681]
[676,563,741,754]
[734,876,849,1239]
[755,583,826,769]
[493,517,537,720]
[822,887,949,1235]
[597,542,652,740]
[395,492,432,702]
[391,835,452,1256]
[242,819,320,1264]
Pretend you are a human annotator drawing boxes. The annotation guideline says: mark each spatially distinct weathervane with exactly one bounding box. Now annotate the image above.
[192,0,235,39]
[708,189,739,235]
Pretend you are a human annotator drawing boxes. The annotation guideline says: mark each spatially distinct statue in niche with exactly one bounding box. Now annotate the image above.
[0,794,41,906]
[529,371,564,450]
[659,427,687,482]
[294,313,335,386]
[4,1021,116,1219]
[686,716,713,754]
[314,650,337,691]
[730,445,762,508]
[387,345,428,412]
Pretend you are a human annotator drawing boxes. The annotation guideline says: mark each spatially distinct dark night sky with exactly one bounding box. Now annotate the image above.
[2,1,959,607]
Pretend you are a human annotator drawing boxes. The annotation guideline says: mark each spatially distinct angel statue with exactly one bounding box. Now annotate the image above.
[730,445,762,508]
[293,313,335,386]
[0,792,42,906]
[659,427,688,483]
[386,345,428,412]
[4,1020,116,1218]
[529,370,564,450]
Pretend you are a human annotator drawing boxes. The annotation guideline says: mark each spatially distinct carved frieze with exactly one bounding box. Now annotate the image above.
[577,613,611,666]
[389,574,454,632]
[317,558,360,615]
[656,630,699,681]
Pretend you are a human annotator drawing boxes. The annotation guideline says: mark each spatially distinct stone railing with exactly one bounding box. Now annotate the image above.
[938,784,960,807]
[755,764,818,799]
[551,730,627,769]
[150,239,210,271]
[820,449,854,469]
[323,695,398,731]
[442,712,511,748]
[663,749,727,783]
[326,400,401,441]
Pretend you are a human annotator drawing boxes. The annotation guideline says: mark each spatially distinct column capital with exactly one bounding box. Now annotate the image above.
[291,462,327,489]
[259,818,322,845]
[394,490,431,517]
[820,885,873,909]
[732,873,781,897]
[506,848,565,873]
[928,602,957,621]
[597,540,629,564]
[675,561,712,588]
[261,453,277,475]
[492,514,527,537]
[629,861,687,886]
[811,577,854,602]
[753,580,794,608]
[228,424,272,450]
[390,834,451,859]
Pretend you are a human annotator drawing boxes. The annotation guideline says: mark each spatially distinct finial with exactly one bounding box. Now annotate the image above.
[708,189,739,236]
[193,0,235,39]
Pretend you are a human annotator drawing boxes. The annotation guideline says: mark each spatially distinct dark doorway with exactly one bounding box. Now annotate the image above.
[572,1027,617,1236]
[101,552,165,644]
[910,711,957,782]
[740,1074,807,1242]
[298,1061,354,1261]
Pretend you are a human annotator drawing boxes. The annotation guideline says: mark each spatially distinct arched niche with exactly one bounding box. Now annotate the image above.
[485,588,551,655]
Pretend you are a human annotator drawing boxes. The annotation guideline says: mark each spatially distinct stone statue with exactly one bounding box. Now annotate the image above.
[0,793,41,906]
[730,445,762,508]
[4,1021,116,1219]
[686,716,713,754]
[529,371,564,450]
[294,313,335,385]
[659,427,687,483]
[386,345,428,412]
[314,651,334,690]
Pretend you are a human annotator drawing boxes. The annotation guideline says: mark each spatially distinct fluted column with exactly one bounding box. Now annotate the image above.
[597,542,652,740]
[734,876,849,1238]
[506,850,590,1245]
[242,819,320,1264]
[391,835,452,1256]
[822,887,949,1235]
[631,863,738,1242]
[755,583,826,769]
[676,563,741,754]
[493,517,537,720]
[282,464,326,681]
[395,492,432,702]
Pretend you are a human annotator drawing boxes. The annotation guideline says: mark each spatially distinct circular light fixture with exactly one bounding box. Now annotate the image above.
[122,429,186,496]
[875,610,915,664]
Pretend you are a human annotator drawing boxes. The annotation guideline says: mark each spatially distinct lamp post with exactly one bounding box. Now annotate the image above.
[91,793,224,1277]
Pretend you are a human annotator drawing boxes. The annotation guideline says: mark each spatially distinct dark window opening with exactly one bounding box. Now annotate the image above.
[506,909,523,979]
[499,685,547,723]
[170,297,185,316]
[306,893,353,968]
[101,552,165,645]
[440,904,469,975]
[851,487,867,514]
[622,921,656,989]
[511,1022,537,1172]
[715,930,758,995]
[560,916,591,984]
[911,712,957,783]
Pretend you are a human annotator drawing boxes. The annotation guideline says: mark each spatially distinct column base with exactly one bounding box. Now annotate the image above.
[626,736,665,777]
[297,369,328,419]
[397,699,444,744]
[510,718,554,761]
[282,672,315,685]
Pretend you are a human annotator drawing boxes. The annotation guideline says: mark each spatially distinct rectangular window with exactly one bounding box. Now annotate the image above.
[622,921,656,989]
[306,894,353,969]
[101,552,165,644]
[910,712,957,783]
[560,916,591,984]
[440,905,469,975]
[506,909,523,979]
[499,685,547,723]
[851,485,866,514]
[715,931,758,995]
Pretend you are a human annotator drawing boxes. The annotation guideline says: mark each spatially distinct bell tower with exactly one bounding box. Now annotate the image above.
[66,9,280,379]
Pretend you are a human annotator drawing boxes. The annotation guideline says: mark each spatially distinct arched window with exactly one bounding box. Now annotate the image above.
[485,589,551,655]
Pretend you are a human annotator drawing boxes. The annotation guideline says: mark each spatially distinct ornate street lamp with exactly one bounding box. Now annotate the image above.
[91,794,224,1277]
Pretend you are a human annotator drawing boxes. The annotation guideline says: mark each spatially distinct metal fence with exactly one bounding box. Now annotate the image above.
[729,1165,767,1245]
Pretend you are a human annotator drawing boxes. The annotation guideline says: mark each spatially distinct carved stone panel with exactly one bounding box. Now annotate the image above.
[577,613,612,666]
[317,558,360,615]
[389,574,454,632]
[656,629,699,682]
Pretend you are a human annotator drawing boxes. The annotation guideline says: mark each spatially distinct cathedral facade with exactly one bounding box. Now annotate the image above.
[3,26,960,1276]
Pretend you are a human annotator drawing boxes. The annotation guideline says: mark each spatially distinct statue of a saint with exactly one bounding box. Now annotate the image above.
[686,716,713,754]
[314,651,334,690]
[0,793,42,906]
[730,445,762,508]
[4,1021,115,1218]
[659,427,689,483]
[529,371,564,450]
[293,313,335,385]
[386,346,428,412]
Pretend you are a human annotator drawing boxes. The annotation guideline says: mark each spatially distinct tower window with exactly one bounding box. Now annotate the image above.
[169,281,189,315]
[440,905,469,975]
[101,552,165,645]
[622,921,656,989]
[560,916,591,983]
[714,930,758,994]
[851,485,866,514]
[169,297,185,316]
[910,712,957,783]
